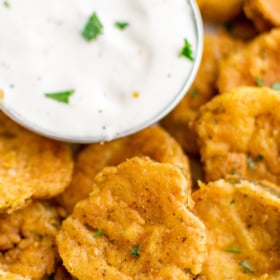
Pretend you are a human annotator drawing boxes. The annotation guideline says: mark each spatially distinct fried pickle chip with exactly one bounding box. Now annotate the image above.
[161,34,242,154]
[196,0,244,22]
[58,126,192,213]
[195,86,280,183]
[0,201,66,279]
[193,179,280,279]
[218,28,280,93]
[0,113,73,213]
[0,269,30,280]
[57,157,207,279]
[244,0,280,32]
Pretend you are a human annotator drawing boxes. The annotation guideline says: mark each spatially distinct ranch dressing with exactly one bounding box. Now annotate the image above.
[0,0,202,142]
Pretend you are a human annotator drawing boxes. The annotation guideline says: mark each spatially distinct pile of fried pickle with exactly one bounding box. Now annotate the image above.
[1,0,280,279]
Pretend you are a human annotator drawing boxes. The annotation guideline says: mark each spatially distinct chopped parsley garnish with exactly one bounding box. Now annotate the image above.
[231,169,237,175]
[255,77,264,87]
[131,244,140,259]
[256,154,264,162]
[180,38,194,61]
[247,156,256,171]
[82,12,103,41]
[47,275,54,280]
[261,49,267,58]
[240,260,254,273]
[247,154,264,170]
[94,229,105,238]
[224,22,233,34]
[115,21,129,30]
[225,247,241,253]
[44,89,74,104]
[3,1,10,8]
[272,82,280,91]
[189,87,199,98]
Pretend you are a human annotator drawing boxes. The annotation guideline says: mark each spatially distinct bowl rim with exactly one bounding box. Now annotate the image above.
[1,0,204,143]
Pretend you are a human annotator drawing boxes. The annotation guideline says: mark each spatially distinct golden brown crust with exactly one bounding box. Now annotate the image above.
[259,271,280,279]
[195,86,280,183]
[0,269,30,280]
[244,0,280,32]
[0,201,66,279]
[0,113,73,213]
[58,126,192,213]
[197,0,244,22]
[162,34,243,154]
[218,28,280,93]
[57,157,207,279]
[193,179,280,279]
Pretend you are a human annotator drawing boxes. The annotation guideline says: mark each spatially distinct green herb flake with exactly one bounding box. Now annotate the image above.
[272,82,280,91]
[225,247,241,253]
[3,1,10,8]
[231,169,237,175]
[82,12,103,41]
[131,244,140,259]
[47,275,54,280]
[255,77,264,87]
[180,38,194,61]
[44,89,74,104]
[240,260,254,273]
[115,21,129,30]
[224,22,233,34]
[189,87,199,98]
[247,156,256,171]
[256,154,264,162]
[261,49,267,58]
[94,229,105,238]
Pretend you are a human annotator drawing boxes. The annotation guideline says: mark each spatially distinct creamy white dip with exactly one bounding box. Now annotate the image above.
[0,0,202,142]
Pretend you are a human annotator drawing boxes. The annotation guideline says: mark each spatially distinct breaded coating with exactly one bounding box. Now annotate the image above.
[218,28,280,93]
[57,157,207,279]
[58,126,192,213]
[244,0,280,32]
[196,87,280,183]
[193,179,280,279]
[196,0,244,22]
[162,34,242,154]
[259,271,280,279]
[0,269,30,280]
[0,201,66,279]
[0,113,73,213]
